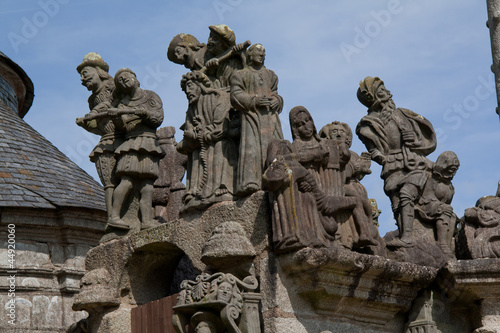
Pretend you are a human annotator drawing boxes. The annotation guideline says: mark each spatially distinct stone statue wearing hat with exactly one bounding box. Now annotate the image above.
[167,33,206,71]
[356,76,436,248]
[76,52,123,220]
[167,25,249,89]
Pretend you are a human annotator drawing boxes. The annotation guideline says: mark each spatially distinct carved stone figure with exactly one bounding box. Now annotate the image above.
[153,126,187,222]
[167,25,248,89]
[167,33,206,71]
[106,68,164,230]
[356,76,437,248]
[231,43,284,196]
[414,151,460,256]
[203,24,246,89]
[75,52,123,220]
[318,121,351,196]
[264,107,382,254]
[320,121,379,249]
[457,181,500,259]
[172,272,260,333]
[177,71,236,210]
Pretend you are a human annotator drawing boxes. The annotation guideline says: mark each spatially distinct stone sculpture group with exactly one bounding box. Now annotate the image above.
[72,24,500,333]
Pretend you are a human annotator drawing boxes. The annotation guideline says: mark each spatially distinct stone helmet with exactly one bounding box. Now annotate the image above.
[208,24,236,47]
[76,52,109,73]
[433,151,460,179]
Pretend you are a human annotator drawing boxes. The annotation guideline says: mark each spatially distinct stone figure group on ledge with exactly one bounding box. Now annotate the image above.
[263,106,382,254]
[76,53,164,235]
[356,76,460,265]
[169,25,283,210]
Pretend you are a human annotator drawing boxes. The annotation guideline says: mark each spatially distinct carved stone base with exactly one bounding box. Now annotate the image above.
[276,247,437,328]
[440,259,500,333]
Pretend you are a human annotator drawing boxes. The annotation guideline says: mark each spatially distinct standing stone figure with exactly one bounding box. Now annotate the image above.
[76,52,122,220]
[107,68,164,230]
[177,71,235,210]
[356,76,436,248]
[231,43,284,196]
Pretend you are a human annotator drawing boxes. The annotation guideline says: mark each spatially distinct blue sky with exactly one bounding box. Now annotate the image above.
[2,0,498,236]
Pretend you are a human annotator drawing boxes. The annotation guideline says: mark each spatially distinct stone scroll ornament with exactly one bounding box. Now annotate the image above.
[356,77,460,264]
[172,272,260,333]
[76,52,122,221]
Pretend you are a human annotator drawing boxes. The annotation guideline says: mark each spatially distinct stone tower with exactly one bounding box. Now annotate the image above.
[0,52,107,332]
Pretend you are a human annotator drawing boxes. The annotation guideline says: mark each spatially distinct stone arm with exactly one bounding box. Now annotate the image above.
[230,71,259,112]
[268,70,284,114]
[177,117,200,155]
[76,109,105,136]
[356,121,387,166]
[204,93,231,143]
[139,94,164,129]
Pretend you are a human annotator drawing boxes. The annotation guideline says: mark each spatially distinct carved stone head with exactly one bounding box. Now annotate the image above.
[168,33,204,67]
[72,268,119,312]
[320,121,353,147]
[114,68,140,96]
[246,43,266,67]
[207,24,236,55]
[180,71,211,104]
[357,76,392,111]
[76,52,112,92]
[191,311,221,333]
[289,106,318,141]
[433,151,460,180]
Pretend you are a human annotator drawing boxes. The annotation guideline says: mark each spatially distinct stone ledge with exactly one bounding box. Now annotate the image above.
[278,247,438,327]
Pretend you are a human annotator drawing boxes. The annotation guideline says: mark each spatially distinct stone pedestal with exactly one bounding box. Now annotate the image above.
[440,259,500,333]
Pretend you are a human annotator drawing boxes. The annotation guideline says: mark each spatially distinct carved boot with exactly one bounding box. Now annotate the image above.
[107,217,131,230]
[387,203,414,248]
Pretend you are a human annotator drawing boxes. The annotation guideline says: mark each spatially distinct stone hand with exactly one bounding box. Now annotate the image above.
[269,96,279,109]
[402,130,416,144]
[205,58,219,68]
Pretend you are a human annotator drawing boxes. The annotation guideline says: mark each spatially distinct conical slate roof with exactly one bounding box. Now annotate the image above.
[0,52,105,211]
[0,103,105,210]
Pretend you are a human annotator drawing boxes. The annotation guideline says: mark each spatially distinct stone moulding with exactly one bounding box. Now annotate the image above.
[278,247,438,327]
[439,259,500,332]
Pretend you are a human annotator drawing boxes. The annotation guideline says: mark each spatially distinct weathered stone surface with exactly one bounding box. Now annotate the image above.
[278,247,437,327]
[439,259,500,333]
[153,126,187,223]
[173,271,260,333]
[201,221,256,271]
